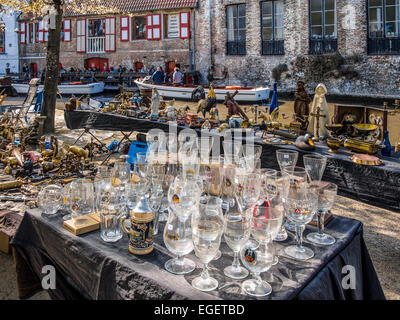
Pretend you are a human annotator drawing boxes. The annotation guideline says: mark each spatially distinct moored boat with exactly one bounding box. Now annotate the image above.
[12,81,105,95]
[134,79,270,102]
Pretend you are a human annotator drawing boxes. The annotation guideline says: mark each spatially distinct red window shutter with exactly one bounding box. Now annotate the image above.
[63,19,71,42]
[76,19,86,53]
[179,12,190,39]
[120,16,129,41]
[146,14,161,40]
[20,22,26,44]
[105,17,116,52]
[146,14,153,40]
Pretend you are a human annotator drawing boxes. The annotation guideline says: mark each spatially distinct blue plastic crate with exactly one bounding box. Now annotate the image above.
[127,141,148,165]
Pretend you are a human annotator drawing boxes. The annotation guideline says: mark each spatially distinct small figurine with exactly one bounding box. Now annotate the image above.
[308,84,330,140]
[197,83,217,118]
[150,88,160,118]
[165,102,176,121]
[224,91,249,127]
[210,106,219,121]
[201,119,211,130]
[294,80,312,131]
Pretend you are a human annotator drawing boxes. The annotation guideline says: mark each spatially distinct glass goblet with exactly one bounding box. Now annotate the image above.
[191,200,224,291]
[307,182,338,245]
[276,149,299,172]
[223,193,252,279]
[283,184,318,260]
[303,154,327,182]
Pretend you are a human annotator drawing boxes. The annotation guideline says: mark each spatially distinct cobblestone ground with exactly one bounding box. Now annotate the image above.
[0,99,399,300]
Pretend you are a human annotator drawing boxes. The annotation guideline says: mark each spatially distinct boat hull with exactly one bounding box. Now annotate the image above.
[12,82,105,95]
[134,80,269,102]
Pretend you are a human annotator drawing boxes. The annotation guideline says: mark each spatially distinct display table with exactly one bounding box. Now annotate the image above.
[64,110,400,211]
[11,209,384,300]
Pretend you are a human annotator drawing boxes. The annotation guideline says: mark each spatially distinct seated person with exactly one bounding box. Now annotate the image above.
[173,67,184,85]
[152,67,164,85]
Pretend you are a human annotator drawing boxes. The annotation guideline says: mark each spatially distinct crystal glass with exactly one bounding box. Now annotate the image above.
[136,152,149,178]
[111,162,131,197]
[37,185,63,216]
[307,182,337,245]
[69,179,95,226]
[223,192,252,279]
[276,149,299,172]
[149,185,163,235]
[223,140,243,165]
[240,203,282,296]
[98,182,124,242]
[242,144,262,173]
[181,153,200,181]
[283,183,318,260]
[203,157,222,197]
[61,183,73,221]
[303,154,328,182]
[163,207,195,274]
[198,136,215,164]
[191,199,225,291]
[282,166,308,232]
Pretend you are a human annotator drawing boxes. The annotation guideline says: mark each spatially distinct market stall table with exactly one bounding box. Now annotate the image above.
[11,209,384,300]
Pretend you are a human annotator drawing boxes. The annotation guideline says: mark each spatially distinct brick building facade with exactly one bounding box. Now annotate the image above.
[195,0,400,98]
[19,0,197,78]
[18,0,400,98]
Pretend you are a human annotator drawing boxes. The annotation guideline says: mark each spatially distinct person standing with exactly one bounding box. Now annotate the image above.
[173,67,184,85]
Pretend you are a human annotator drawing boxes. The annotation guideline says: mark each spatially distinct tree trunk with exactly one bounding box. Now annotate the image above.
[40,1,63,134]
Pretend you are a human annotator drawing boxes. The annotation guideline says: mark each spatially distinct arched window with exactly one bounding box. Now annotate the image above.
[309,0,337,54]
[368,0,400,54]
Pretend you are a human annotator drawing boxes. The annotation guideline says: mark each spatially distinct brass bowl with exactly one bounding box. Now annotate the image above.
[352,123,377,134]
[326,138,341,153]
[343,139,380,155]
[325,123,343,135]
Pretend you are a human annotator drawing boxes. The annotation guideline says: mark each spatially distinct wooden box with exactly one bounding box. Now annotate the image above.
[333,104,387,140]
[63,214,100,236]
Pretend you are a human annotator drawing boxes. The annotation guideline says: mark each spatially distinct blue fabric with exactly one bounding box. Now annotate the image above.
[127,141,148,165]
[270,82,278,113]
[33,91,43,113]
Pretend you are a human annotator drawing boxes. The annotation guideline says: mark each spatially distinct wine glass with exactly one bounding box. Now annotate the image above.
[307,182,337,245]
[163,206,195,274]
[191,199,225,291]
[111,162,131,197]
[282,166,308,232]
[136,151,149,178]
[37,185,63,216]
[283,183,318,260]
[240,203,282,296]
[223,191,252,279]
[303,154,327,182]
[276,149,299,172]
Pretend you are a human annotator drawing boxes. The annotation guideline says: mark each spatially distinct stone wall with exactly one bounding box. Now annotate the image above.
[195,0,400,98]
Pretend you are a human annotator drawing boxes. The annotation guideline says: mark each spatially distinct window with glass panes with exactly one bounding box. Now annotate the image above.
[368,0,400,54]
[0,24,5,54]
[226,4,246,55]
[261,1,284,55]
[309,0,337,54]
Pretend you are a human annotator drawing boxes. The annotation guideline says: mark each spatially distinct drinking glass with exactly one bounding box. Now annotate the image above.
[163,207,195,274]
[149,185,163,235]
[191,199,225,291]
[243,144,262,173]
[276,149,299,172]
[283,183,318,260]
[303,154,328,182]
[307,182,337,245]
[98,182,124,242]
[136,152,149,178]
[111,162,131,197]
[61,183,73,221]
[204,157,222,198]
[223,192,252,279]
[223,140,243,165]
[282,166,308,232]
[198,136,215,164]
[240,204,283,296]
[69,179,95,226]
[37,185,63,216]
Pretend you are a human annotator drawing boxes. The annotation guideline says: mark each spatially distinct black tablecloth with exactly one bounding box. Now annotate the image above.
[11,209,385,300]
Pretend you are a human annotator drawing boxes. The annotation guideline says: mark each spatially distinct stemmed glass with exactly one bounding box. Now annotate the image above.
[240,204,283,296]
[222,140,243,165]
[307,182,338,245]
[283,182,318,260]
[276,149,299,172]
[303,154,327,182]
[111,162,131,199]
[282,166,308,232]
[136,152,149,178]
[223,189,252,279]
[191,199,225,291]
[164,175,201,274]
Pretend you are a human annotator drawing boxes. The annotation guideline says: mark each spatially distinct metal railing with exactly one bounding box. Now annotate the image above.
[87,37,105,53]
[309,39,337,55]
[368,38,400,55]
[262,40,284,55]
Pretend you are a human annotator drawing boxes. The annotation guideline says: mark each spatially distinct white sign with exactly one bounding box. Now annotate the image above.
[168,14,179,38]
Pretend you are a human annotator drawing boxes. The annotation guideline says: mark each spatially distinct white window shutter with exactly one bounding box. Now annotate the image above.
[105,17,116,52]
